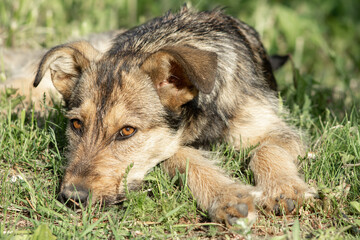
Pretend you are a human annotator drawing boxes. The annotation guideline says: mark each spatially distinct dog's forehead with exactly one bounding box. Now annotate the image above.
[73,56,143,103]
[71,60,164,128]
[90,54,145,92]
[91,60,156,107]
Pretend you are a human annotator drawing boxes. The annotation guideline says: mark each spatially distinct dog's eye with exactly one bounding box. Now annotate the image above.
[117,126,136,140]
[70,119,83,134]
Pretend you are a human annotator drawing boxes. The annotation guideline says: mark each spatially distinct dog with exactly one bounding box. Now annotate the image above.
[33,7,316,226]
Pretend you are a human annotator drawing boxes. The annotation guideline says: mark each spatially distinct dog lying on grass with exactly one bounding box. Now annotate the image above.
[33,6,316,226]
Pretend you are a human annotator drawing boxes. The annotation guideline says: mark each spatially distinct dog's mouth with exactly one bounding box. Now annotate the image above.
[105,193,127,205]
[58,179,144,209]
[58,192,127,209]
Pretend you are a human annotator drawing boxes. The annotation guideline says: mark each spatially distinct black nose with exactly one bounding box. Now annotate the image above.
[59,184,89,206]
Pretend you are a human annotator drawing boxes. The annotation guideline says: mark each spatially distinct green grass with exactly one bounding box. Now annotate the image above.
[1,0,360,238]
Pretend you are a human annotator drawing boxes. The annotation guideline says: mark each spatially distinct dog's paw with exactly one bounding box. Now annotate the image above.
[261,180,317,215]
[208,185,261,226]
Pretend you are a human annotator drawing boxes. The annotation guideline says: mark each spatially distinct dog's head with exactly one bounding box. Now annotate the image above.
[34,41,217,205]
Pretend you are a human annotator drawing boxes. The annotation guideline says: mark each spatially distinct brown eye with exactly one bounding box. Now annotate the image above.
[117,126,136,140]
[70,119,83,134]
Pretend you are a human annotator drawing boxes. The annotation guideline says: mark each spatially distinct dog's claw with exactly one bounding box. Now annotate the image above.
[209,186,257,225]
[273,203,281,215]
[228,216,239,226]
[236,203,249,217]
[270,197,296,215]
[286,199,295,213]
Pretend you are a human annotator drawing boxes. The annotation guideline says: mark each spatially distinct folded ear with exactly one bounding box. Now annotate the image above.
[33,41,99,101]
[141,46,217,112]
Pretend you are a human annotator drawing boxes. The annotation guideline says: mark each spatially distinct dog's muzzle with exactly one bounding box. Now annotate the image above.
[59,184,89,207]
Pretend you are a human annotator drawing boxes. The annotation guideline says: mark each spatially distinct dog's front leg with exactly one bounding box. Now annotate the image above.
[226,97,317,215]
[162,146,260,226]
[249,131,317,215]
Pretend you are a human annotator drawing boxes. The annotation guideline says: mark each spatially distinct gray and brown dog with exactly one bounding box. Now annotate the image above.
[33,7,316,226]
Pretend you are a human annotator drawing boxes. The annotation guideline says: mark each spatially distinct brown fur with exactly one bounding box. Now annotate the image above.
[32,7,316,226]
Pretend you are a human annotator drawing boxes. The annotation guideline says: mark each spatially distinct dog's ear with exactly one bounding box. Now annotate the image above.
[33,41,99,101]
[269,54,289,71]
[141,46,217,111]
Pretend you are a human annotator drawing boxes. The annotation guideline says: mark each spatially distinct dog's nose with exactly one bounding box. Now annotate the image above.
[59,184,89,206]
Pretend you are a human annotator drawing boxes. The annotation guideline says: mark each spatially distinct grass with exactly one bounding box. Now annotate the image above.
[1,0,360,238]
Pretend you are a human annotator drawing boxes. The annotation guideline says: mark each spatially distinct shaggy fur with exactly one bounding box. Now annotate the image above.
[33,7,316,226]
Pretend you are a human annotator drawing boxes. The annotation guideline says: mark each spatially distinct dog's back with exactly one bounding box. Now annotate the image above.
[111,7,277,90]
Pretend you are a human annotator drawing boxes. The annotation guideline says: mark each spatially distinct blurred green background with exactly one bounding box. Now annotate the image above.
[0,0,359,113]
